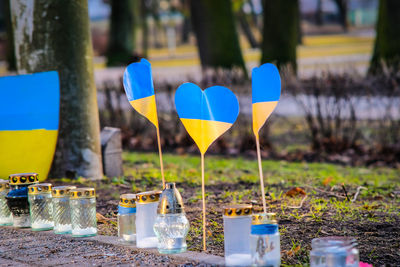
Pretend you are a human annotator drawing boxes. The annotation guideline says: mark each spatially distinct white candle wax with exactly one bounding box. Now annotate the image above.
[32,221,54,229]
[225,253,252,266]
[55,224,72,233]
[72,227,97,236]
[137,236,158,248]
[123,234,136,242]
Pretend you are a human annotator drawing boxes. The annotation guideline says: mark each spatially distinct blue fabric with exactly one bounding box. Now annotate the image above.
[175,83,239,124]
[0,71,60,131]
[251,224,278,235]
[118,206,136,215]
[123,58,154,101]
[252,63,281,104]
[7,187,28,197]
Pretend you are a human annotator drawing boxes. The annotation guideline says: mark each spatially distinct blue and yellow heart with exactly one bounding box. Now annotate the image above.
[175,83,239,154]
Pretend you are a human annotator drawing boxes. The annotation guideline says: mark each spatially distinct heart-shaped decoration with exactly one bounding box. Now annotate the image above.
[175,83,239,154]
[252,63,281,137]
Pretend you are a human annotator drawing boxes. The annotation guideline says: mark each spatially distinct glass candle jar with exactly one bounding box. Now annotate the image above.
[223,204,253,266]
[70,188,97,237]
[0,180,12,226]
[118,193,136,243]
[310,236,359,267]
[52,185,76,234]
[136,190,162,248]
[153,183,190,254]
[6,173,39,228]
[28,183,54,231]
[250,213,280,267]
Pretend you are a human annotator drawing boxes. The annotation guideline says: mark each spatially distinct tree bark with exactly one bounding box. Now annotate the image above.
[370,0,400,73]
[10,0,103,179]
[190,0,246,74]
[106,0,138,66]
[261,0,298,72]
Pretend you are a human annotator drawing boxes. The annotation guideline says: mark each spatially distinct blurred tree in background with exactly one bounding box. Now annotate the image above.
[107,0,138,66]
[370,0,400,73]
[10,0,103,179]
[190,0,246,74]
[261,0,299,72]
[333,0,348,32]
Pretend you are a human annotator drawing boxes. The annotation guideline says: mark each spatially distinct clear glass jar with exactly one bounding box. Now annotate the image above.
[153,183,190,254]
[118,193,136,243]
[0,180,12,226]
[52,186,76,234]
[6,173,39,228]
[223,204,253,266]
[70,188,97,237]
[136,191,162,248]
[250,213,280,267]
[28,183,54,231]
[310,236,359,267]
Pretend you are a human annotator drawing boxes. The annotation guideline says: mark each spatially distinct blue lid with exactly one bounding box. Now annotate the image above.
[251,224,278,235]
[118,205,136,215]
[7,187,28,197]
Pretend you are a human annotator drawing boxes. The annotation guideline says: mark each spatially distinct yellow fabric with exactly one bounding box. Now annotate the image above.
[0,129,58,180]
[180,118,232,154]
[252,101,278,137]
[130,95,159,128]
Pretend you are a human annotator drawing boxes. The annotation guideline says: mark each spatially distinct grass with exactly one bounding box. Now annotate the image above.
[123,151,400,194]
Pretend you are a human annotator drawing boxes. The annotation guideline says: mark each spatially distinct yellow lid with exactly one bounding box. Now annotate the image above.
[223,204,253,217]
[136,191,162,203]
[0,180,9,191]
[9,173,39,185]
[70,188,96,199]
[52,185,77,198]
[119,193,136,208]
[28,183,52,195]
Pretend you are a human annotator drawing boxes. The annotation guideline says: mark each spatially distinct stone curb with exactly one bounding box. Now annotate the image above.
[12,227,225,266]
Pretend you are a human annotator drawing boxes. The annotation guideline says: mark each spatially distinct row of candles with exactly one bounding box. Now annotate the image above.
[0,173,361,266]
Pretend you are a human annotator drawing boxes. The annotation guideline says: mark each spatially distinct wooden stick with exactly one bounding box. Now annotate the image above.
[156,126,165,189]
[256,135,267,213]
[201,152,206,251]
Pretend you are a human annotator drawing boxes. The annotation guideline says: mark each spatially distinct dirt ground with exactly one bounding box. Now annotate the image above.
[48,177,400,266]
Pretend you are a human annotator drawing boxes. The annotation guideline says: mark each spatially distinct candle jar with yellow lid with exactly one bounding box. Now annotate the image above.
[118,193,136,243]
[223,204,253,266]
[6,173,39,228]
[153,183,189,254]
[52,185,76,234]
[0,180,12,226]
[136,190,162,248]
[28,183,54,231]
[70,188,97,237]
[250,213,280,267]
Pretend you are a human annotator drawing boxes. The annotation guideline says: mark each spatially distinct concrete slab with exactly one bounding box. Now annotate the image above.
[0,226,225,266]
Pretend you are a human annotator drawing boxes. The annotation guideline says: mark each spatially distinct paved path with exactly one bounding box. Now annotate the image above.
[0,227,223,266]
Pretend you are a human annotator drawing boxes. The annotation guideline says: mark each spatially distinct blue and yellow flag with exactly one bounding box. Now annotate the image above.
[0,71,60,180]
[175,83,239,154]
[123,58,159,128]
[252,63,281,137]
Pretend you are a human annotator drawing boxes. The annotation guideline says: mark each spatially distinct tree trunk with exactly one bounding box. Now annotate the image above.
[107,0,137,66]
[370,0,400,73]
[10,0,103,179]
[141,0,148,58]
[333,0,348,32]
[3,0,16,71]
[237,8,259,48]
[261,0,298,72]
[190,0,246,74]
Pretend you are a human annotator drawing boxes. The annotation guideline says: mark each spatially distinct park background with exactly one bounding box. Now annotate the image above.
[0,0,399,266]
